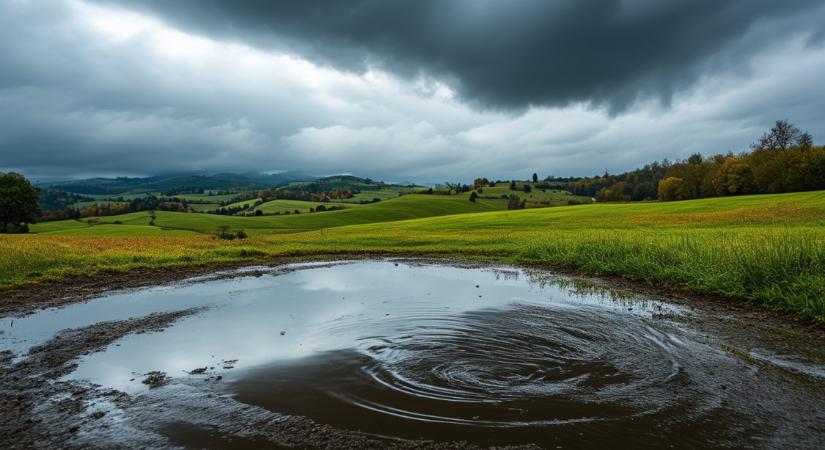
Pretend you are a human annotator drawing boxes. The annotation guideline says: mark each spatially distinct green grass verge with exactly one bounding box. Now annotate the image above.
[5,190,825,321]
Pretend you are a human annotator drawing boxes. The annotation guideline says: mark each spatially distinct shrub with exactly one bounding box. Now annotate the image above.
[236,229,248,239]
[507,195,524,210]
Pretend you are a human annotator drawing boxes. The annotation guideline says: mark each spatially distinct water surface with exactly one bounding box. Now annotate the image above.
[2,261,823,448]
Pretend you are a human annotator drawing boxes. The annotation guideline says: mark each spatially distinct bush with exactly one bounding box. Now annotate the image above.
[255,209,263,216]
[236,230,248,239]
[217,225,235,240]
[507,195,525,210]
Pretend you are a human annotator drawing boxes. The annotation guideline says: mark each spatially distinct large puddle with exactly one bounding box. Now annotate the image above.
[2,260,824,448]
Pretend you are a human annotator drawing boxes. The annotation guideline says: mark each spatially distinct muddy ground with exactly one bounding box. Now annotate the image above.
[1,258,823,449]
[0,303,539,450]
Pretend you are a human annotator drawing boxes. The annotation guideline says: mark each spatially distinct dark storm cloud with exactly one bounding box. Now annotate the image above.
[2,0,825,180]
[97,0,825,111]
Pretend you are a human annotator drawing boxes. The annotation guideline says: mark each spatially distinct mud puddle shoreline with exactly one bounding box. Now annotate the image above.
[1,260,824,449]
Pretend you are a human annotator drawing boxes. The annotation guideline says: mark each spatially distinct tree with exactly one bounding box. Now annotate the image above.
[469,191,478,203]
[523,184,532,193]
[0,172,41,233]
[713,155,754,195]
[507,194,524,210]
[255,209,263,216]
[752,120,802,151]
[657,177,685,201]
[509,181,517,190]
[799,132,813,151]
[532,173,538,183]
[473,178,489,189]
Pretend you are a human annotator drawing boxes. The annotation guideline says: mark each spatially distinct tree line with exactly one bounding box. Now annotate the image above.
[569,121,822,202]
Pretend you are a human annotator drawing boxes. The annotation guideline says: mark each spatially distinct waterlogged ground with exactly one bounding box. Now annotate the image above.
[1,261,824,449]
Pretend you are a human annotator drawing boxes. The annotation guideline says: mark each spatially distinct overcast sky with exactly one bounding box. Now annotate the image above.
[1,0,824,182]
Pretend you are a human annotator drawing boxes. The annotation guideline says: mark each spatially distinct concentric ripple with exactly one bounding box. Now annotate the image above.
[349,305,684,427]
[232,302,707,447]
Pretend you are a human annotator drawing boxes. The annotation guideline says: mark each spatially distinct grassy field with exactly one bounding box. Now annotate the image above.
[223,198,359,215]
[466,182,593,207]
[30,195,508,235]
[5,190,825,321]
[342,186,419,203]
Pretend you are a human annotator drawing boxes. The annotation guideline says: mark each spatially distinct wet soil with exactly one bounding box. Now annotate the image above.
[1,260,824,449]
[0,302,537,449]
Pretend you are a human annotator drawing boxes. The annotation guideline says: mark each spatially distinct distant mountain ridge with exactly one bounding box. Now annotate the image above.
[41,171,317,195]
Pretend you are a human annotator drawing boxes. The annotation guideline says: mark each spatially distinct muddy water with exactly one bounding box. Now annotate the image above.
[1,260,824,449]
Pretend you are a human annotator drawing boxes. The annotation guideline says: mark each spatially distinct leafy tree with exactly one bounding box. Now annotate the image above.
[713,156,754,195]
[799,132,813,151]
[509,181,517,190]
[473,178,489,189]
[0,172,41,233]
[532,173,538,183]
[469,191,478,203]
[657,177,685,201]
[507,194,524,210]
[752,120,803,151]
[523,184,532,193]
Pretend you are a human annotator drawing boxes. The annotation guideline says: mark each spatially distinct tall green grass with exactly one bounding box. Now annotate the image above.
[516,228,825,319]
[7,190,825,321]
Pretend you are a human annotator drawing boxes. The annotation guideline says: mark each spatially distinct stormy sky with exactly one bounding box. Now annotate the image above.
[1,0,824,182]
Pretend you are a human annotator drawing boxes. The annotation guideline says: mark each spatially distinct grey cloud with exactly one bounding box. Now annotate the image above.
[1,0,825,181]
[96,0,825,111]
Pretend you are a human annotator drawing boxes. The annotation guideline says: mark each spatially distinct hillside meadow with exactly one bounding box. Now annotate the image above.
[3,190,824,320]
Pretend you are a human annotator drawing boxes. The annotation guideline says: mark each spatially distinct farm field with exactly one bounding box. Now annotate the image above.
[6,190,825,320]
[223,198,359,215]
[342,186,420,203]
[465,182,593,207]
[29,194,508,235]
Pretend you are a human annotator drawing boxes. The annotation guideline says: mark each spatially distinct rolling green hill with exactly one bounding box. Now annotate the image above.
[30,194,509,235]
[246,199,359,215]
[9,190,825,320]
[464,182,592,207]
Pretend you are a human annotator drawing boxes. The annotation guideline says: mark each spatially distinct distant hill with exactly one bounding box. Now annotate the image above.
[281,175,416,193]
[41,171,315,195]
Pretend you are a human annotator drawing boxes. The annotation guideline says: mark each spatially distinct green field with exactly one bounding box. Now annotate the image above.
[342,186,419,203]
[466,183,592,207]
[166,192,250,202]
[70,200,128,210]
[6,190,825,321]
[31,195,509,235]
[250,199,359,215]
[188,203,222,212]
